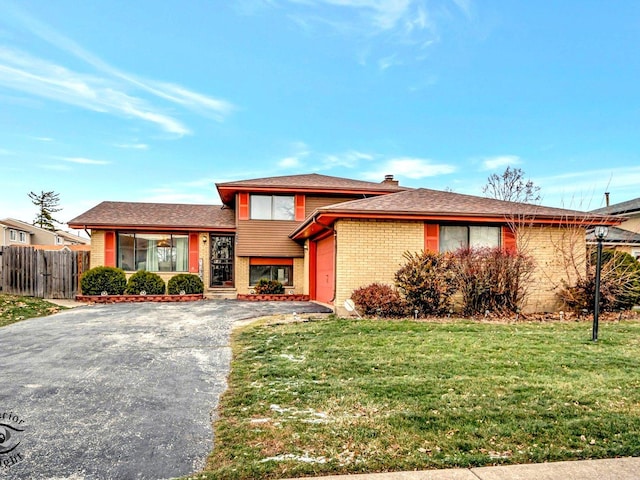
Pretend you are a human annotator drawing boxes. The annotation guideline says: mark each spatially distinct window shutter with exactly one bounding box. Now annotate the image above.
[502,226,517,252]
[189,233,200,273]
[238,192,249,220]
[424,223,439,252]
[104,231,116,267]
[295,194,306,221]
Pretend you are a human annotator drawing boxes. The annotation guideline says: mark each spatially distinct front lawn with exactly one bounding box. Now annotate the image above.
[0,293,67,327]
[202,318,640,479]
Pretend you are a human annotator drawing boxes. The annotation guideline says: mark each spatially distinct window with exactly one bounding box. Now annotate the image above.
[250,195,294,220]
[9,229,16,241]
[249,258,293,286]
[18,232,26,243]
[440,225,500,252]
[117,232,189,272]
[56,236,63,245]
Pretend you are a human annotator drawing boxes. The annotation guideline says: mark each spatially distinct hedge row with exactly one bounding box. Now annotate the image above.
[80,267,204,296]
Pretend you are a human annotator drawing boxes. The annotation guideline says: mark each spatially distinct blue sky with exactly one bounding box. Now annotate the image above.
[1,0,639,231]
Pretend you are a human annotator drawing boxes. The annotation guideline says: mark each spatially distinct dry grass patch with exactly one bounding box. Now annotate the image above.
[0,293,66,327]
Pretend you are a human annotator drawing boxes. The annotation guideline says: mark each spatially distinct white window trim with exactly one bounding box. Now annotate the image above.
[9,229,16,241]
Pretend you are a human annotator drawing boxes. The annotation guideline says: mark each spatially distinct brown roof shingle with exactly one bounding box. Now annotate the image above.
[68,202,235,230]
[216,173,405,204]
[316,188,605,218]
[291,189,620,239]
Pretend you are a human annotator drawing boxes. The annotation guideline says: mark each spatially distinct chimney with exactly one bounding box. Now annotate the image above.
[605,192,610,207]
[382,174,399,186]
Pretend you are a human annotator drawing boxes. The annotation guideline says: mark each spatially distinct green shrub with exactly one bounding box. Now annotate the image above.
[167,274,204,295]
[394,250,458,316]
[254,279,285,294]
[351,283,407,318]
[80,266,126,295]
[125,270,166,295]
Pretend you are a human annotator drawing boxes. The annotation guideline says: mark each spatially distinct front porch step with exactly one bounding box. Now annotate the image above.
[204,288,237,300]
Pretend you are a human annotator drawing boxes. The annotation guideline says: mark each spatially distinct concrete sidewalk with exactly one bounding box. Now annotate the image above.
[287,457,640,480]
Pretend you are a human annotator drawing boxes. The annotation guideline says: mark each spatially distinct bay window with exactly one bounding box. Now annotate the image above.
[117,232,189,272]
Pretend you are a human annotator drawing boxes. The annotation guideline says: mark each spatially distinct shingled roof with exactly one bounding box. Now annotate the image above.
[216,173,405,204]
[68,202,235,230]
[291,188,620,239]
[592,197,640,215]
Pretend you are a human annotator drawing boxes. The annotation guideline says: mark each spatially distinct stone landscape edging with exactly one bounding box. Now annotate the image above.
[76,294,204,303]
[236,294,310,301]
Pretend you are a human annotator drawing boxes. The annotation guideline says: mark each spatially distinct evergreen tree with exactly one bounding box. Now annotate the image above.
[29,190,62,230]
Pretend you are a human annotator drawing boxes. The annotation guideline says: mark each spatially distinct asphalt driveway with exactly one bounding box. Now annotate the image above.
[0,300,331,480]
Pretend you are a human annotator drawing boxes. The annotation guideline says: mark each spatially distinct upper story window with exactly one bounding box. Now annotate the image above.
[250,195,294,220]
[9,229,16,241]
[56,236,64,245]
[440,225,500,252]
[18,231,27,243]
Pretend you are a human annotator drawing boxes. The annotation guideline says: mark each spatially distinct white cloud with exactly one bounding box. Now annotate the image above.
[481,155,521,171]
[63,157,110,165]
[322,150,374,168]
[364,157,456,180]
[278,156,302,168]
[114,143,149,150]
[0,6,235,135]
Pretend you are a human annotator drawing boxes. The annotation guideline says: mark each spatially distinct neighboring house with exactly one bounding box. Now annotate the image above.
[0,218,90,248]
[68,173,618,314]
[590,198,640,260]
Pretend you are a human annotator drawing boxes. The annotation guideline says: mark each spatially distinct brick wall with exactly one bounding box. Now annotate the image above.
[332,220,587,316]
[90,230,105,268]
[334,219,424,315]
[518,225,586,313]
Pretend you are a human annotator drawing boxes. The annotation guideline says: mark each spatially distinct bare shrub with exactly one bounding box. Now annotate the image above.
[394,251,458,316]
[452,247,535,316]
[559,250,640,312]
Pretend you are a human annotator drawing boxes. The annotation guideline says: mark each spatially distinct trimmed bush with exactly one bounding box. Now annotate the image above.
[351,283,407,318]
[80,266,126,295]
[254,279,285,294]
[394,250,458,316]
[125,270,166,295]
[167,274,204,295]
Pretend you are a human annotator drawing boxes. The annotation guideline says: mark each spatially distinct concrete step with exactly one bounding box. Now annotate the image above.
[204,288,237,300]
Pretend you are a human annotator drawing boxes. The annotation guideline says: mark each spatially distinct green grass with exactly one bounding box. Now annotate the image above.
[0,293,67,327]
[198,317,640,479]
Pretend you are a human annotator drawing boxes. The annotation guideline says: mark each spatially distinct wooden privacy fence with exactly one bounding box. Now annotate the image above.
[0,246,90,299]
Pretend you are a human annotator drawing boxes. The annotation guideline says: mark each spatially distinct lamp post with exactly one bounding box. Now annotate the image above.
[592,225,609,342]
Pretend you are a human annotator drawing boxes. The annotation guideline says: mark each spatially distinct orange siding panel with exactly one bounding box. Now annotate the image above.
[424,223,439,252]
[238,192,249,220]
[503,226,517,252]
[189,233,199,273]
[250,257,294,265]
[104,231,116,267]
[295,195,306,221]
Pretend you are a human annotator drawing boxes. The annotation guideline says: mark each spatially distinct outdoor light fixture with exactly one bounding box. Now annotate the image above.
[592,225,609,342]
